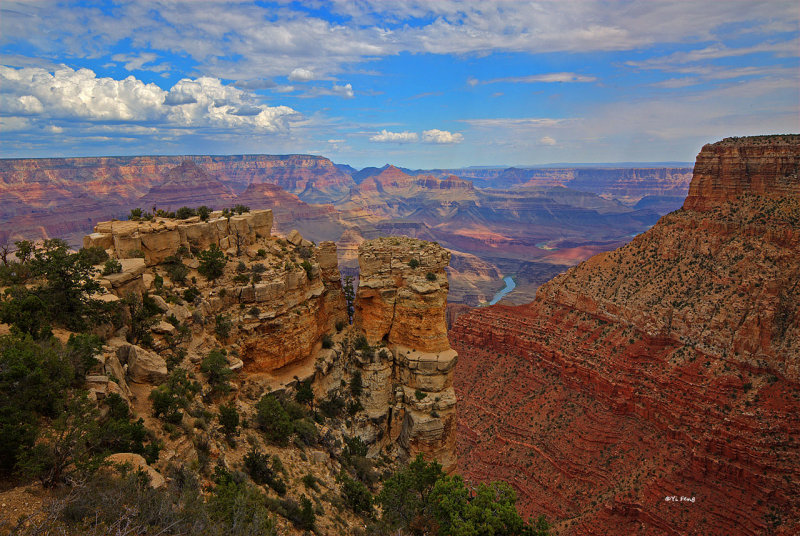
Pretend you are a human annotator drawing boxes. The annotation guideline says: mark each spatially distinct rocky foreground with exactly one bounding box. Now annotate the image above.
[450,135,800,535]
[0,209,458,534]
[84,212,456,466]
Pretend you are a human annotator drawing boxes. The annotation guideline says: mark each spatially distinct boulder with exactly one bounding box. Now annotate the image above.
[124,344,168,384]
[287,229,303,246]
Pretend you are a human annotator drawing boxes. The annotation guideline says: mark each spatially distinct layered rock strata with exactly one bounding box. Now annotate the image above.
[84,209,273,266]
[353,237,457,472]
[237,240,348,372]
[450,135,800,535]
[78,216,458,472]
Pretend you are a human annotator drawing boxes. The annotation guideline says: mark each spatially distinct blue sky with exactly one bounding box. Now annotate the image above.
[1,1,797,168]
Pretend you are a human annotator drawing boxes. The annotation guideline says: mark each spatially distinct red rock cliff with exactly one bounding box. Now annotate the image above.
[450,135,800,535]
[684,135,799,211]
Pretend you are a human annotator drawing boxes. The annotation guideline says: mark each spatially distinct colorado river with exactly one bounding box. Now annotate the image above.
[488,275,516,305]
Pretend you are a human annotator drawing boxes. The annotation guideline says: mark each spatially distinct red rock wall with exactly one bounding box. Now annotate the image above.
[450,135,800,535]
[684,135,800,211]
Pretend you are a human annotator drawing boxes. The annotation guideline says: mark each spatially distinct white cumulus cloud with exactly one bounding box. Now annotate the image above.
[422,129,463,144]
[289,68,316,82]
[539,136,557,145]
[0,65,298,133]
[370,129,419,143]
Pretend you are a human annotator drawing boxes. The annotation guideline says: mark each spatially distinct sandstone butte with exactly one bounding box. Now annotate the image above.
[81,213,457,472]
[450,135,800,535]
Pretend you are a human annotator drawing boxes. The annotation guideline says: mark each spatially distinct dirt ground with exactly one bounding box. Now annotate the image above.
[0,483,49,534]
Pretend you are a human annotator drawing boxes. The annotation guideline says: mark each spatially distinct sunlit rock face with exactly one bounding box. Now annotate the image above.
[354,236,457,472]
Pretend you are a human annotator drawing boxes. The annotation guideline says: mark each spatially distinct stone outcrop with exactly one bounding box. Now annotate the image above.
[85,209,273,267]
[683,135,800,211]
[355,236,451,352]
[237,238,348,372]
[73,207,459,504]
[353,237,457,471]
[449,135,800,535]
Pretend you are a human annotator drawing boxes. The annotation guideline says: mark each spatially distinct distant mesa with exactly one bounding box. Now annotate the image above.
[138,160,237,211]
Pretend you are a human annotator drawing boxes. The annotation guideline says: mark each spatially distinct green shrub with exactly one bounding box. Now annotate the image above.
[78,246,109,265]
[347,400,363,416]
[295,380,314,406]
[102,258,122,275]
[219,403,240,437]
[350,371,363,398]
[198,244,227,282]
[0,333,72,475]
[182,287,200,303]
[376,454,550,535]
[293,418,318,446]
[200,349,232,392]
[255,395,293,446]
[301,473,320,492]
[321,333,333,349]
[415,389,427,401]
[208,468,278,532]
[65,333,102,383]
[244,447,286,495]
[339,471,373,514]
[197,205,212,221]
[426,272,436,281]
[165,258,189,284]
[176,206,197,219]
[214,314,232,340]
[26,239,109,331]
[301,260,313,279]
[319,394,345,418]
[149,368,199,424]
[408,258,420,269]
[0,287,51,339]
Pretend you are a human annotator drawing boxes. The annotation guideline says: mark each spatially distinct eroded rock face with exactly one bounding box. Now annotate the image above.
[684,135,800,211]
[89,209,273,267]
[354,237,457,471]
[355,236,451,352]
[450,135,800,535]
[238,248,347,372]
